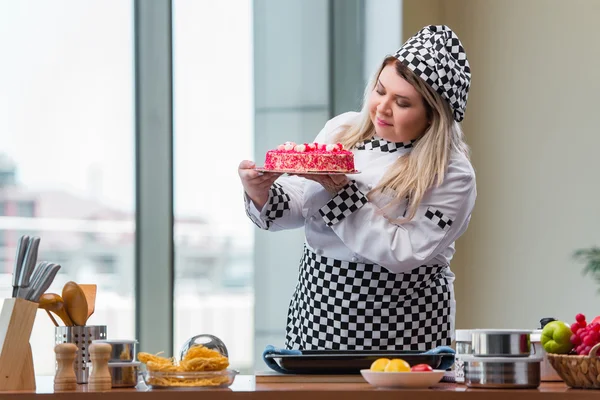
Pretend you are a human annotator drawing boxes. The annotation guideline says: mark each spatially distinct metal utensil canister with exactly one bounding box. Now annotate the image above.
[55,326,107,383]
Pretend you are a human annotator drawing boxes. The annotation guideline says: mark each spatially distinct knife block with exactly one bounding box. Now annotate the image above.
[0,298,38,391]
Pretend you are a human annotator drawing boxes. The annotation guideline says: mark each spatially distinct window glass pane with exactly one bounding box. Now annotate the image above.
[173,0,254,371]
[0,0,134,375]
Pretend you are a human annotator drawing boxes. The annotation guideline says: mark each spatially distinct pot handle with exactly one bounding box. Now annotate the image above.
[529,337,536,356]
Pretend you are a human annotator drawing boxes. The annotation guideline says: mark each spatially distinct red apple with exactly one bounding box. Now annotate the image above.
[411,364,433,372]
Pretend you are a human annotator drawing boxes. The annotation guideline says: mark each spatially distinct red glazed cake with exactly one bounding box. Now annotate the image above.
[264,142,355,172]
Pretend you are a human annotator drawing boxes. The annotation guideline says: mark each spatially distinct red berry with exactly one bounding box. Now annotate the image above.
[581,320,588,328]
[571,322,581,334]
[576,313,586,323]
[571,334,582,345]
[584,335,595,346]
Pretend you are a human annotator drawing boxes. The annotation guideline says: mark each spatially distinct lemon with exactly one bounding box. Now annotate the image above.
[384,358,411,372]
[369,358,390,371]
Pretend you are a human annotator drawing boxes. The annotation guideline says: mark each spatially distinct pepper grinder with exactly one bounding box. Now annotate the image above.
[88,343,112,391]
[54,343,78,391]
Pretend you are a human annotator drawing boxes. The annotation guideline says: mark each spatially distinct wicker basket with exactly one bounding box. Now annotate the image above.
[547,343,600,389]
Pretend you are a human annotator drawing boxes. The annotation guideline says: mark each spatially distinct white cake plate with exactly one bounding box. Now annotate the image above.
[254,167,360,175]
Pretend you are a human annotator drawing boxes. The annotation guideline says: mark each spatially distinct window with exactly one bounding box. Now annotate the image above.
[172,0,254,372]
[0,0,134,375]
[17,201,35,218]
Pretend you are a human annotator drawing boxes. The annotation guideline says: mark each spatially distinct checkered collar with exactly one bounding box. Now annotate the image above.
[355,136,416,154]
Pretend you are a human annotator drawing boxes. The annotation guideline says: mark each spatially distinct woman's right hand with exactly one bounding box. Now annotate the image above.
[238,160,282,210]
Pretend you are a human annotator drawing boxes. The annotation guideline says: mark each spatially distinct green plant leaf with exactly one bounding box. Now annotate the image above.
[573,247,600,294]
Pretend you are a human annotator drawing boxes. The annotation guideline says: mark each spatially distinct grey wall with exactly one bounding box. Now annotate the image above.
[403,0,600,330]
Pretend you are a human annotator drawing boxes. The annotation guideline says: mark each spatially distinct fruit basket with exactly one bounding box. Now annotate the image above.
[547,343,600,389]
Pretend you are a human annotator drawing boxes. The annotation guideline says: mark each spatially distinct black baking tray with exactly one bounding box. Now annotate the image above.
[264,350,454,374]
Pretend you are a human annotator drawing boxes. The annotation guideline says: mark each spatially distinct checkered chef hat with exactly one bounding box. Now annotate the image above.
[394,25,471,122]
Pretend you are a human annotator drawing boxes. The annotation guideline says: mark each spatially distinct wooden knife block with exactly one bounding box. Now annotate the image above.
[0,298,38,391]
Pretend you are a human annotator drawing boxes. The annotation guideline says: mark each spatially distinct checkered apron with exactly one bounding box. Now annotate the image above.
[284,246,452,351]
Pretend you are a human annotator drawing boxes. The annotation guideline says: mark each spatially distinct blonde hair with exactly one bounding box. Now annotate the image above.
[335,56,470,222]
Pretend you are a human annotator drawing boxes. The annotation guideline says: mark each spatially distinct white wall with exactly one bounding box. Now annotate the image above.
[404,0,600,330]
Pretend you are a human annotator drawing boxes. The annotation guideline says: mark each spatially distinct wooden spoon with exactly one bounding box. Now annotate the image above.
[62,281,88,326]
[79,284,97,324]
[38,293,74,326]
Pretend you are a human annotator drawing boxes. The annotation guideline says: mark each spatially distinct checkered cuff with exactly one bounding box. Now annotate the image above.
[424,206,453,231]
[264,183,291,222]
[319,181,368,226]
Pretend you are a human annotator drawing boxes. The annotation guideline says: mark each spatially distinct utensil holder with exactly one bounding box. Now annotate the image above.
[55,325,107,384]
[0,298,38,391]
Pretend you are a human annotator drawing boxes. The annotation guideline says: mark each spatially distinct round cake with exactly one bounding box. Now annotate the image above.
[264,142,355,172]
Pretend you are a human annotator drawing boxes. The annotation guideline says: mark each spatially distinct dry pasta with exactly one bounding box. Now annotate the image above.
[180,356,229,372]
[138,345,231,387]
[138,352,175,366]
[145,375,230,387]
[182,345,225,361]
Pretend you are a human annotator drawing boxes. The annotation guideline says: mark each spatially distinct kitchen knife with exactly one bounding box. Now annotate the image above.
[11,235,30,297]
[19,236,40,289]
[21,261,49,299]
[27,263,61,303]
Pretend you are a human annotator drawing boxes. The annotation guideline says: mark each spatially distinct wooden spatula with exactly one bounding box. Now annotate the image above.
[79,284,97,324]
[38,293,73,326]
[62,281,88,326]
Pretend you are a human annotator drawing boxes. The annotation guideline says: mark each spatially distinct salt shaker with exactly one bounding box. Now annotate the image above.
[88,343,112,391]
[54,343,78,391]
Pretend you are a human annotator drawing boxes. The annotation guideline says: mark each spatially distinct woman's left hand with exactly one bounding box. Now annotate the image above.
[297,174,350,194]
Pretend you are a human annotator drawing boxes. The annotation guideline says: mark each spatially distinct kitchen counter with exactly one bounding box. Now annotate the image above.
[1,376,599,400]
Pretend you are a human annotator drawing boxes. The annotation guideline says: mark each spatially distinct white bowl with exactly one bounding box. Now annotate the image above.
[360,369,445,389]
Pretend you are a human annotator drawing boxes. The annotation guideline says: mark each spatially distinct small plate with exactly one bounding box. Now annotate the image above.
[360,369,445,389]
[255,167,360,175]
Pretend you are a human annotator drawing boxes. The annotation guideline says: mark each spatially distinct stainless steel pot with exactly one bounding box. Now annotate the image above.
[107,362,141,387]
[471,329,534,357]
[462,355,542,389]
[92,339,138,362]
[88,362,141,388]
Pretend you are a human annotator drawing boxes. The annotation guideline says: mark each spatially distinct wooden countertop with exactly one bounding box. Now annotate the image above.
[1,376,598,400]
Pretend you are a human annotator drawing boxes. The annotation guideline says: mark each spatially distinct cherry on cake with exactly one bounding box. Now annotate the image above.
[263,142,355,172]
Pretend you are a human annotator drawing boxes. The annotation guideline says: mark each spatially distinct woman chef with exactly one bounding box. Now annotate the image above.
[239,25,476,351]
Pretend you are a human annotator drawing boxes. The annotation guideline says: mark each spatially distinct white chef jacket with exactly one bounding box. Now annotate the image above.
[245,111,477,275]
